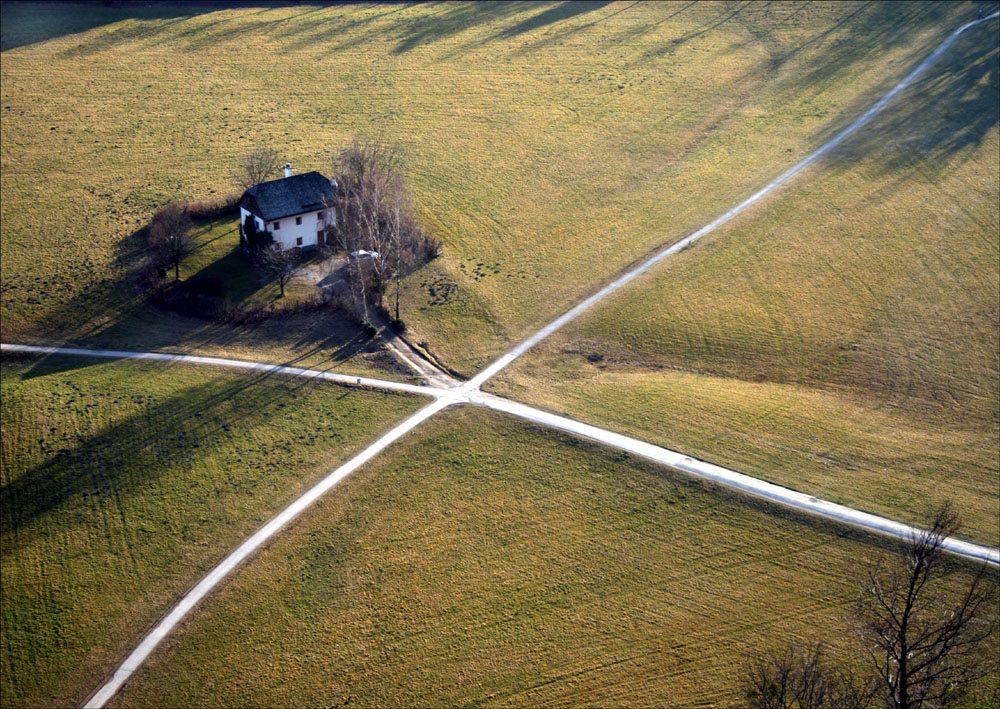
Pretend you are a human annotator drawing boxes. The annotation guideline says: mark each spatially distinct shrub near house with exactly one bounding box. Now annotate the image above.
[239,164,337,251]
[142,194,324,321]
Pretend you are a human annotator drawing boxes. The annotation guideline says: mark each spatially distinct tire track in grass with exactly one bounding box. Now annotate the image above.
[5,340,996,708]
[6,10,1000,706]
[465,10,1000,391]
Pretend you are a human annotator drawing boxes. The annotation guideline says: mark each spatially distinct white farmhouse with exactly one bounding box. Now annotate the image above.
[238,164,337,251]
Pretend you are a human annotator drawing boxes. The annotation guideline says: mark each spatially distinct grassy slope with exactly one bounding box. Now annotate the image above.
[490,367,999,547]
[110,407,998,708]
[0,354,423,707]
[1,1,981,373]
[488,21,1000,545]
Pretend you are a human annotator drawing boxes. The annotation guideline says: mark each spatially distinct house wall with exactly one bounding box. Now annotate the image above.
[246,209,333,250]
[239,207,265,235]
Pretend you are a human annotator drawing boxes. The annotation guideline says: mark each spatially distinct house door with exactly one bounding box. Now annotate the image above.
[317,230,325,247]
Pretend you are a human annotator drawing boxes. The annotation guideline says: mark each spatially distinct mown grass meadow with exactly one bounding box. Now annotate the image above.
[488,17,1000,545]
[2,1,986,373]
[0,354,423,707]
[2,2,998,706]
[109,407,999,708]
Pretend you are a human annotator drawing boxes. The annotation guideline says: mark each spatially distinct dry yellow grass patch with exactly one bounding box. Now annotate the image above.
[111,407,997,708]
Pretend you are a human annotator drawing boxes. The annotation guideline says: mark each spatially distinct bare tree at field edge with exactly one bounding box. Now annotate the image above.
[743,504,997,709]
[327,137,439,327]
[852,505,997,708]
[149,203,194,281]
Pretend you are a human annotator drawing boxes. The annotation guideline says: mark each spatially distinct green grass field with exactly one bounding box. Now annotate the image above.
[0,354,423,707]
[180,215,321,304]
[487,24,999,546]
[2,2,998,706]
[107,406,998,708]
[490,366,1000,547]
[2,1,985,374]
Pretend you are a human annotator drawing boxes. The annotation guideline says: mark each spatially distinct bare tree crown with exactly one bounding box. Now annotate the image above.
[327,137,438,324]
[232,146,282,190]
[149,202,195,281]
[852,504,997,708]
[255,244,299,298]
[743,504,998,709]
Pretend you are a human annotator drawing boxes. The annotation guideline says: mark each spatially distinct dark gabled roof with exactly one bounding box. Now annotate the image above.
[242,171,337,222]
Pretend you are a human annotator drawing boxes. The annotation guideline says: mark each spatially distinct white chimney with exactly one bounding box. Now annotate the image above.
[283,163,293,178]
[330,176,338,189]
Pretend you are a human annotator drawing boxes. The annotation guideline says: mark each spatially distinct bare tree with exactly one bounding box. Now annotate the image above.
[149,202,195,281]
[851,505,997,709]
[333,137,402,201]
[345,252,376,325]
[743,506,997,709]
[232,145,282,190]
[256,245,299,298]
[387,195,404,323]
[327,137,437,324]
[743,643,874,709]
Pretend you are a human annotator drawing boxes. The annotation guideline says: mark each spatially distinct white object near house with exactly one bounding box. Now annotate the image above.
[350,250,380,260]
[238,164,338,251]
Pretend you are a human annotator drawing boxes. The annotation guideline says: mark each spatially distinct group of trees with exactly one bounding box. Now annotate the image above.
[325,137,439,328]
[233,139,439,324]
[744,506,997,709]
[146,139,437,325]
[231,139,438,324]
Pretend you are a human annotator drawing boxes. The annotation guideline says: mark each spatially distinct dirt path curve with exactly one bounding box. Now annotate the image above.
[374,321,460,389]
[3,10,997,708]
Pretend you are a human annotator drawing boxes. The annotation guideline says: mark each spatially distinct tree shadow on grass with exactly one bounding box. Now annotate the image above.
[510,0,683,56]
[0,352,355,546]
[267,3,412,54]
[27,2,536,58]
[758,1,995,144]
[3,0,370,55]
[168,3,332,52]
[482,0,614,42]
[637,0,755,58]
[814,13,999,185]
[5,213,388,382]
[4,353,107,380]
[0,1,195,52]
[194,1,618,58]
[667,2,998,187]
[387,1,538,55]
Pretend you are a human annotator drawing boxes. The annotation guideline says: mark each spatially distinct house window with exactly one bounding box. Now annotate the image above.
[296,237,303,246]
[295,216,302,225]
[273,221,281,230]
[317,211,324,222]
